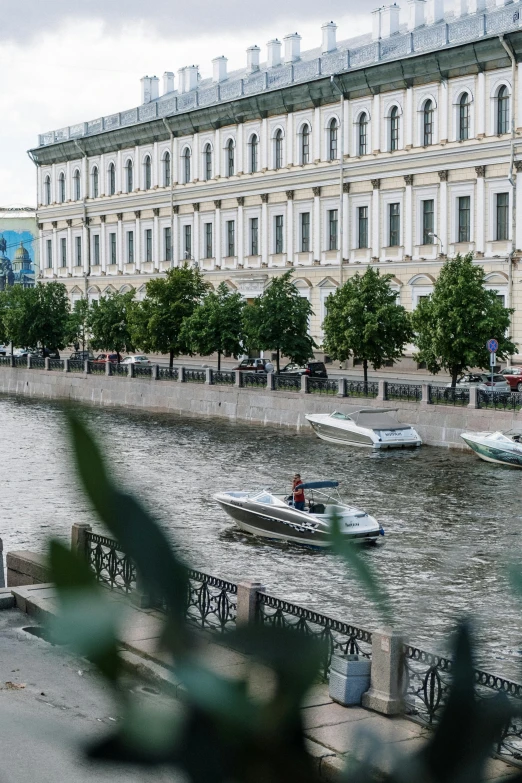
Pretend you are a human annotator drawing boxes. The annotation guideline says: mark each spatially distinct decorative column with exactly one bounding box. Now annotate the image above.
[404,175,413,258]
[66,219,73,275]
[371,179,380,261]
[516,161,522,252]
[193,203,200,263]
[100,215,107,272]
[117,213,124,272]
[116,150,122,193]
[153,141,159,188]
[313,186,321,262]
[52,222,58,274]
[135,210,141,271]
[214,200,222,268]
[438,170,448,256]
[475,166,485,257]
[314,106,321,162]
[237,197,244,267]
[261,194,269,266]
[193,133,199,182]
[372,94,381,153]
[153,208,160,268]
[173,205,180,266]
[286,191,294,265]
[477,71,486,138]
[38,223,44,273]
[342,183,350,263]
[286,112,294,166]
[343,98,350,157]
[99,154,106,196]
[172,136,179,185]
[83,218,89,275]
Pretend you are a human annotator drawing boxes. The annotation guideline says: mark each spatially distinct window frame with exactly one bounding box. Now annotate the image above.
[458,93,470,141]
[204,222,213,259]
[108,162,116,196]
[497,85,509,135]
[301,124,310,165]
[300,211,310,252]
[358,113,368,156]
[163,152,171,188]
[204,144,212,181]
[423,100,433,146]
[183,224,192,259]
[250,135,259,173]
[60,236,67,267]
[58,172,66,204]
[91,166,99,199]
[327,209,338,251]
[93,234,100,266]
[125,160,133,193]
[46,238,52,268]
[144,155,152,190]
[495,192,509,241]
[145,228,153,262]
[328,118,338,161]
[250,217,259,256]
[388,202,401,247]
[422,199,434,245]
[226,139,235,177]
[164,226,172,261]
[73,169,81,201]
[274,214,284,254]
[274,129,283,170]
[389,106,399,151]
[182,148,191,184]
[109,232,117,265]
[357,205,369,249]
[127,230,134,264]
[457,195,471,243]
[44,175,51,206]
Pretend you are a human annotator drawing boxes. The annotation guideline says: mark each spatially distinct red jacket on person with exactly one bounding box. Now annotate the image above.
[292,478,305,503]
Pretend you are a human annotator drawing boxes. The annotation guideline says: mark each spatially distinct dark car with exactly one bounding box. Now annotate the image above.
[280,361,328,378]
[69,350,94,362]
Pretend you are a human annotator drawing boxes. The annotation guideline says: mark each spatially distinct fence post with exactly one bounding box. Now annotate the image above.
[362,628,404,716]
[236,581,265,626]
[64,358,70,373]
[0,537,5,589]
[151,364,159,380]
[235,370,242,387]
[105,361,112,377]
[44,358,50,371]
[129,363,135,379]
[300,374,308,394]
[337,378,346,398]
[421,383,431,404]
[71,522,92,559]
[468,386,478,409]
[205,368,212,385]
[178,367,185,383]
[27,355,31,370]
[85,360,91,374]
[10,355,15,368]
[266,372,275,391]
[131,571,151,609]
[377,380,386,401]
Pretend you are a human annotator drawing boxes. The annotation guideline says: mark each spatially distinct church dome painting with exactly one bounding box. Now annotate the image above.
[0,230,36,290]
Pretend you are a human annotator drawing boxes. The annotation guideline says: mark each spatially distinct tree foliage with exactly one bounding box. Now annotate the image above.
[88,291,135,356]
[66,298,91,351]
[323,267,412,384]
[411,253,516,386]
[180,282,246,370]
[243,271,316,372]
[0,282,70,352]
[130,265,209,367]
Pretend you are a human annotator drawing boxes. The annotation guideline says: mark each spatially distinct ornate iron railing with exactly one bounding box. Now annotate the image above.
[13,356,28,368]
[242,372,267,388]
[212,370,235,386]
[345,380,379,399]
[158,367,179,381]
[0,356,11,367]
[256,592,372,682]
[185,569,237,632]
[429,386,470,406]
[48,359,64,371]
[86,531,136,594]
[386,383,422,402]
[112,364,129,377]
[308,378,339,395]
[88,361,106,376]
[31,358,46,369]
[274,375,301,392]
[184,369,206,383]
[134,365,153,378]
[477,391,522,412]
[68,360,85,373]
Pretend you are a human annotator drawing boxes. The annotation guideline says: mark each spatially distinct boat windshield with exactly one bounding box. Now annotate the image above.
[330,412,349,420]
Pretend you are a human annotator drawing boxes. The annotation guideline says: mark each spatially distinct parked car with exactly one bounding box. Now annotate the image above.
[0,345,9,356]
[34,348,61,359]
[121,355,151,365]
[446,373,511,395]
[280,361,328,378]
[234,358,266,373]
[499,366,522,392]
[69,350,94,362]
[93,353,123,364]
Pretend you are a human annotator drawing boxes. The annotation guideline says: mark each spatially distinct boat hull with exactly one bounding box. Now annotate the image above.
[461,434,522,468]
[306,419,421,449]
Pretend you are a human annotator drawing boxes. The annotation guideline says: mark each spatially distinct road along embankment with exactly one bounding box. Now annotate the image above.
[0,365,519,448]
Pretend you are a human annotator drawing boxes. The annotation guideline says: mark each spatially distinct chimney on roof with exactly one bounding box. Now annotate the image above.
[372,8,381,40]
[267,39,282,68]
[380,4,401,37]
[141,76,152,104]
[468,0,485,11]
[408,0,426,29]
[453,0,467,17]
[284,32,301,63]
[179,65,199,92]
[212,56,228,83]
[150,76,159,100]
[247,45,261,73]
[163,71,175,94]
[426,0,444,23]
[322,21,338,53]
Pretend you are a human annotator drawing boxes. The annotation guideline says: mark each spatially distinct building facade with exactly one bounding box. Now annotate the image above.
[30,2,522,364]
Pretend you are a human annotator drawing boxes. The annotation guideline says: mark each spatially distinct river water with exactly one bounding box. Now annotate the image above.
[2,394,522,678]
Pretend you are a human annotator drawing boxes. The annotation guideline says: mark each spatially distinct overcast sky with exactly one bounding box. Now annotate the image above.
[1,2,372,207]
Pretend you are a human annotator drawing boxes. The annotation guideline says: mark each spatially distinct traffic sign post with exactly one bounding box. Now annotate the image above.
[487,339,499,388]
[487,339,499,353]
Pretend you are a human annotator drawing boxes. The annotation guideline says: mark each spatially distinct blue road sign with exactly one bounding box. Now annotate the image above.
[487,339,499,353]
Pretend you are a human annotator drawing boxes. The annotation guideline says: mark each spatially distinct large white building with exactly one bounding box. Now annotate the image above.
[30,1,522,365]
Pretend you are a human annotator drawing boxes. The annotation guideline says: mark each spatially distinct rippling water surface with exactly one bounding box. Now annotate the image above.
[2,394,522,677]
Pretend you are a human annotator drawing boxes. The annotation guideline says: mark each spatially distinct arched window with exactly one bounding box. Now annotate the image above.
[91,166,99,198]
[125,159,133,193]
[497,85,509,135]
[459,93,470,141]
[358,113,368,155]
[328,118,338,160]
[423,100,433,146]
[144,155,152,189]
[44,175,51,205]
[250,135,259,173]
[73,169,81,201]
[183,148,191,183]
[108,162,116,195]
[274,129,283,169]
[163,152,171,187]
[227,139,235,177]
[203,144,212,181]
[301,125,310,164]
[58,172,66,203]
[389,107,399,151]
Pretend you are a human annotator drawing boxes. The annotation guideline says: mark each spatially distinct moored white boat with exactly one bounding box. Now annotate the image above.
[460,430,522,468]
[305,409,422,449]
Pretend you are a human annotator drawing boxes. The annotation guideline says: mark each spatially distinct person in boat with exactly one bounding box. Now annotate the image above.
[292,473,306,511]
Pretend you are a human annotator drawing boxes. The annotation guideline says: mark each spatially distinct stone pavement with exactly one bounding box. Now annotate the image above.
[3,583,517,782]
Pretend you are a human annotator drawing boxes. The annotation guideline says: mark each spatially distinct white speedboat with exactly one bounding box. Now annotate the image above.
[214,480,384,547]
[460,430,522,468]
[305,408,422,449]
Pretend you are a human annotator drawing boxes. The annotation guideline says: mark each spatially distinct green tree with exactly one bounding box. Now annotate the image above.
[66,298,91,351]
[180,282,246,371]
[243,271,316,373]
[88,291,135,358]
[2,282,70,354]
[130,265,208,368]
[411,253,516,387]
[323,267,412,385]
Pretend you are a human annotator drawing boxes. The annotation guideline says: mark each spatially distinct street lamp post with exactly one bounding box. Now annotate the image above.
[428,232,443,256]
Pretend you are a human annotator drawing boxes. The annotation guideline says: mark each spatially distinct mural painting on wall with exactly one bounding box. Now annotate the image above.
[0,231,36,290]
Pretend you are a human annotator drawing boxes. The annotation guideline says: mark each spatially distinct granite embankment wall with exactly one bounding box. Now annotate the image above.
[0,366,519,448]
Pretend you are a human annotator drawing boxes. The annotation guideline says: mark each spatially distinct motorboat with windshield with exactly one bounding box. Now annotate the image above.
[305,408,422,449]
[213,480,384,547]
[460,430,522,468]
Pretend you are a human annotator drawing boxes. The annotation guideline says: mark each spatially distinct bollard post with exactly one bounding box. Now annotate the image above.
[300,374,308,394]
[266,372,275,391]
[236,581,265,626]
[235,370,242,387]
[337,378,346,398]
[63,358,70,373]
[131,570,151,609]
[105,361,112,377]
[362,628,404,715]
[377,380,386,402]
[0,537,5,589]
[44,358,50,371]
[178,367,185,383]
[71,523,92,559]
[205,367,212,385]
[84,360,91,374]
[421,383,431,404]
[27,355,31,370]
[152,364,159,380]
[129,363,135,379]
[468,386,478,408]
[10,355,15,368]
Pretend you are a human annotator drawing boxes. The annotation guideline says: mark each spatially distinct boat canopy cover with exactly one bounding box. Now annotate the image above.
[294,480,339,490]
[348,410,403,430]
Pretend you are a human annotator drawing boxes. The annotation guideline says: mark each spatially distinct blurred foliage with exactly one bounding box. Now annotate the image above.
[46,411,522,783]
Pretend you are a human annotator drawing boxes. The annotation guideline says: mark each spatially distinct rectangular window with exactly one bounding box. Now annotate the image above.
[496,192,509,241]
[458,196,470,242]
[328,209,338,251]
[184,225,192,259]
[110,233,116,265]
[75,236,82,267]
[46,239,52,269]
[145,228,152,262]
[204,223,213,259]
[93,235,100,266]
[275,215,284,254]
[164,227,172,261]
[60,237,67,267]
[300,212,310,252]
[389,203,400,247]
[226,220,235,257]
[250,218,259,256]
[127,231,134,264]
[422,200,434,245]
[357,206,368,249]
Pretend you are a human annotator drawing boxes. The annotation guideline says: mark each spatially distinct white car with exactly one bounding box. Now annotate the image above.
[121,355,151,365]
[446,373,511,394]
